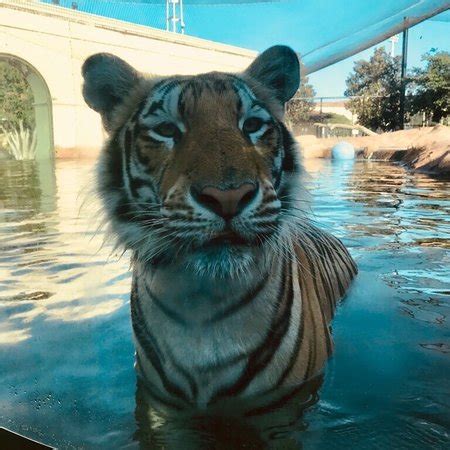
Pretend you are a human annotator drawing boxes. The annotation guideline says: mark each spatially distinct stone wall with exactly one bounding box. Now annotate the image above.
[1,1,256,158]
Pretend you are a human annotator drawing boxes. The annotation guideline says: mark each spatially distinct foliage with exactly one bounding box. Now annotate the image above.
[0,61,35,130]
[344,47,402,131]
[285,60,316,126]
[408,51,449,124]
[0,121,37,160]
[311,112,352,125]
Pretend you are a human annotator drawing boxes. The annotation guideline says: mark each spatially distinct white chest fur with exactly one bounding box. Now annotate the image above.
[131,256,302,406]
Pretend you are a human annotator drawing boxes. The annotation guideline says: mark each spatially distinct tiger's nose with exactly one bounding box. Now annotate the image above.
[191,183,258,219]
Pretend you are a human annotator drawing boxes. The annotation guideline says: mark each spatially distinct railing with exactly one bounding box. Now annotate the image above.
[314,122,377,138]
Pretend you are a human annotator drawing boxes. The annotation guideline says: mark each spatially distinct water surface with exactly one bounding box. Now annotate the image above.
[0,159,449,448]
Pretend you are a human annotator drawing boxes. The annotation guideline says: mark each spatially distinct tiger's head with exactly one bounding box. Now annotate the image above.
[82,46,304,278]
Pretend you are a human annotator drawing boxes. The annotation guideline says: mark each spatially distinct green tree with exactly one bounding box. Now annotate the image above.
[0,60,35,130]
[285,60,316,126]
[344,47,401,131]
[408,51,449,124]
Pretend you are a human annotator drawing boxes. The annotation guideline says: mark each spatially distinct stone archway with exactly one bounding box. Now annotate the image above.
[0,54,53,159]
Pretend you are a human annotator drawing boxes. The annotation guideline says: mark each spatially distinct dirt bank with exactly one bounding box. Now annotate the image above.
[296,125,450,178]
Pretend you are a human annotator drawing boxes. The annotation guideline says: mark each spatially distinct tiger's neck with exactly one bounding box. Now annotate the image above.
[135,254,276,323]
[130,248,302,405]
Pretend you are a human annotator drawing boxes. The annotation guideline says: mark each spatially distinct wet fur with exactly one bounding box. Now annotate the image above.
[82,47,357,410]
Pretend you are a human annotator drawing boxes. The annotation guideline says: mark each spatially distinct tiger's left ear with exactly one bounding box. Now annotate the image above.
[244,45,300,104]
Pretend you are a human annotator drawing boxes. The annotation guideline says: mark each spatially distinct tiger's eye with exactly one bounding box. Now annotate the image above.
[243,117,264,134]
[153,122,180,139]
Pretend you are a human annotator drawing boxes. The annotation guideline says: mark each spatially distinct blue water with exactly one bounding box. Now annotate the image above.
[0,159,449,448]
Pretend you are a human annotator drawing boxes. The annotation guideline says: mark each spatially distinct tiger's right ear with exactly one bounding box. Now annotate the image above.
[82,53,140,131]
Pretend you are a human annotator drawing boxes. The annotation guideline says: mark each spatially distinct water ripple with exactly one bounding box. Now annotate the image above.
[0,159,449,448]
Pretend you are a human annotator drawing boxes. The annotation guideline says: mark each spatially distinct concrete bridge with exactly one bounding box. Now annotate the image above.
[0,0,256,159]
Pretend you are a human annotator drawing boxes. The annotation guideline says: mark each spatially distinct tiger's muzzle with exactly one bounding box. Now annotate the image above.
[186,178,280,252]
[190,182,259,221]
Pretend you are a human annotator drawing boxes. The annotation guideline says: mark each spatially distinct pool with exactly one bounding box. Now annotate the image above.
[0,158,449,448]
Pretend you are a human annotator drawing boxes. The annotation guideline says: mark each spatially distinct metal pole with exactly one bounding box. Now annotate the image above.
[172,0,177,32]
[180,0,185,34]
[302,3,448,75]
[166,0,169,31]
[399,19,409,130]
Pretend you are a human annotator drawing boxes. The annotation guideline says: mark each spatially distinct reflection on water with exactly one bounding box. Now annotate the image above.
[0,159,449,448]
[134,376,323,449]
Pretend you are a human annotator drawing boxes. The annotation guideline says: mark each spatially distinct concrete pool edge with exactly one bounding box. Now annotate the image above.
[296,124,450,178]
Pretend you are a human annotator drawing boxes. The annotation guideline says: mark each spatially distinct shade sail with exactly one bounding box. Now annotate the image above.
[42,0,450,73]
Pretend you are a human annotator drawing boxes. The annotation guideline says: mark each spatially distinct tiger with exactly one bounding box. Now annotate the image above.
[82,45,357,413]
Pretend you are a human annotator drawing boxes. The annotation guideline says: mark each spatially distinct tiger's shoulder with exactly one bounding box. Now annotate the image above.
[293,224,357,322]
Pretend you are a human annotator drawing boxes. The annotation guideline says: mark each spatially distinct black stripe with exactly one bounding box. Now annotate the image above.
[114,202,159,225]
[317,239,346,297]
[197,351,248,374]
[124,127,152,199]
[142,278,189,327]
[205,272,270,324]
[138,382,183,411]
[133,123,151,166]
[254,206,281,218]
[327,236,358,278]
[232,77,258,103]
[188,81,201,102]
[161,203,193,211]
[328,244,355,294]
[210,78,227,93]
[280,122,298,174]
[137,277,199,400]
[158,79,181,107]
[114,200,132,222]
[303,250,333,356]
[135,359,184,411]
[170,360,198,402]
[228,78,244,119]
[177,81,192,118]
[301,233,335,310]
[142,79,181,118]
[304,284,317,379]
[142,99,164,118]
[272,154,283,192]
[156,158,170,193]
[146,79,170,100]
[130,178,147,199]
[131,98,148,123]
[123,128,136,196]
[236,95,243,114]
[307,236,339,307]
[131,279,190,402]
[103,133,124,190]
[137,131,162,146]
[272,125,285,191]
[304,338,315,380]
[131,282,165,365]
[244,375,323,418]
[275,305,304,387]
[209,257,293,403]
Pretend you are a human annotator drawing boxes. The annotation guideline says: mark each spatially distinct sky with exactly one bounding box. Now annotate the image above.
[45,1,450,97]
[309,18,450,98]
